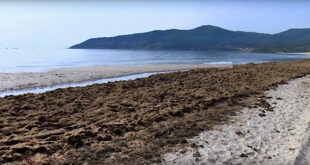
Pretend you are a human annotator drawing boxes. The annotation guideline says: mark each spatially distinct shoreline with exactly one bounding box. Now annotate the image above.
[0,64,231,94]
[0,72,166,97]
[0,60,310,164]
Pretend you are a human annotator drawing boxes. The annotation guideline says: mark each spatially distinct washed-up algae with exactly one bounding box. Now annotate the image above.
[1,60,310,164]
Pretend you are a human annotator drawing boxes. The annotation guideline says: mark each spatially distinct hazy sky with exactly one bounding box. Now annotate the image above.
[0,0,310,48]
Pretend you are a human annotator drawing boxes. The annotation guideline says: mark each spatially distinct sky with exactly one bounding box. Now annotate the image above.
[0,0,310,48]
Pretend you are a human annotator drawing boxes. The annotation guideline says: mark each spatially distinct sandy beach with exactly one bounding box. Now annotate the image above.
[162,75,310,165]
[0,60,310,164]
[2,0,310,164]
[0,64,230,92]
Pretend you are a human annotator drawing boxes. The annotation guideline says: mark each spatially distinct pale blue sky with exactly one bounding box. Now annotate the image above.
[0,0,310,48]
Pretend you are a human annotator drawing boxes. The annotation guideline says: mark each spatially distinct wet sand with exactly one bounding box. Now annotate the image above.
[0,64,230,92]
[0,60,310,164]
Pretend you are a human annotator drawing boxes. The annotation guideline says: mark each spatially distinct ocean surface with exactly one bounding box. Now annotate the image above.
[0,48,309,72]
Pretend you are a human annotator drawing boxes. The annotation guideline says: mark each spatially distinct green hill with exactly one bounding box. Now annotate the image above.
[70,25,310,52]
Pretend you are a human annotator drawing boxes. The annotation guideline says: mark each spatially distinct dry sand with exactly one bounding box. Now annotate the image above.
[296,135,310,165]
[0,64,230,92]
[162,75,310,165]
[0,60,310,164]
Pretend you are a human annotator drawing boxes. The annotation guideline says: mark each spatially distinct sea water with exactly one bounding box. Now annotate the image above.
[0,48,309,96]
[0,48,309,73]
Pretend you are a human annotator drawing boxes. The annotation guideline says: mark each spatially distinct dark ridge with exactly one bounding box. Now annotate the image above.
[70,25,310,53]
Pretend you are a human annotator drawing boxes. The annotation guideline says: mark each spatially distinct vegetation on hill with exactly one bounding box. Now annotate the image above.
[70,25,310,53]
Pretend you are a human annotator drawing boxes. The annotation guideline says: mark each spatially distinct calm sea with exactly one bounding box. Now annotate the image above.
[0,48,309,72]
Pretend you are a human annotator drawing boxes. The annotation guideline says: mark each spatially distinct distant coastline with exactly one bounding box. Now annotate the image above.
[70,25,310,53]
